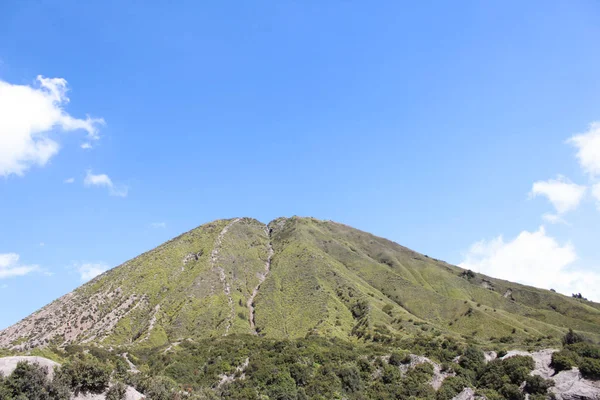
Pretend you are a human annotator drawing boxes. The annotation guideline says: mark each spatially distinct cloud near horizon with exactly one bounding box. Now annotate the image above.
[0,76,104,177]
[75,262,109,281]
[459,226,600,302]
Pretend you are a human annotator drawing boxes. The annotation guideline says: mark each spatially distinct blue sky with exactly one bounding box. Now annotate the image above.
[1,0,600,329]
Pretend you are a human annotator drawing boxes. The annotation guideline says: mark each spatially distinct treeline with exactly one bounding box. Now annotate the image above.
[1,330,599,399]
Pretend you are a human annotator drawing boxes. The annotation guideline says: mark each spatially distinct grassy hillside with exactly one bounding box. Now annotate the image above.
[1,216,598,351]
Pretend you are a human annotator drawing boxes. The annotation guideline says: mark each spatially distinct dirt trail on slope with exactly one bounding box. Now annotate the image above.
[247,225,273,334]
[211,218,240,335]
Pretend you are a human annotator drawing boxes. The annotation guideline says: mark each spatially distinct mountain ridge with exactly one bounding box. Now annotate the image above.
[1,216,599,351]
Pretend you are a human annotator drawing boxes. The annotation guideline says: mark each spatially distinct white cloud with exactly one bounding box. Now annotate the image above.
[64,177,75,184]
[592,183,600,209]
[81,143,92,149]
[0,76,104,177]
[569,122,600,177]
[84,170,128,197]
[0,284,7,289]
[76,263,109,281]
[460,226,600,301]
[530,176,586,216]
[0,253,39,279]
[150,222,166,229]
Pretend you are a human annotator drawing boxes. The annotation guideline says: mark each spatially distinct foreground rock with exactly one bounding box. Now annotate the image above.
[503,349,600,400]
[0,356,144,400]
[0,356,60,379]
[451,349,600,400]
[552,367,600,400]
[452,387,485,400]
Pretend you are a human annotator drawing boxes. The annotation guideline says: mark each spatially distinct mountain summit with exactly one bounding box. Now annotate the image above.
[1,217,599,350]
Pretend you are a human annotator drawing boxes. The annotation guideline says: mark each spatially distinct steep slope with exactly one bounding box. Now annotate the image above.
[1,216,599,351]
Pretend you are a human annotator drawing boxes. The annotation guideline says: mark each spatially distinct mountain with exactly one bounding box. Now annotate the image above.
[1,216,599,351]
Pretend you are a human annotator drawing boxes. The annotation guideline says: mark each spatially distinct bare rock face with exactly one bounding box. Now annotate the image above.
[551,368,600,400]
[483,351,497,363]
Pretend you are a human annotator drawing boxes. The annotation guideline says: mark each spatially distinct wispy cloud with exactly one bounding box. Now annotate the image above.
[150,222,167,229]
[81,143,92,149]
[84,170,128,197]
[0,253,40,279]
[0,75,104,177]
[64,177,75,184]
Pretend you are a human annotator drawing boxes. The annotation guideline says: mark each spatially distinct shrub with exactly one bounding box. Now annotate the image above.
[351,300,370,319]
[567,342,600,360]
[106,382,127,400]
[389,351,409,366]
[141,375,178,400]
[524,375,554,395]
[337,366,361,393]
[436,376,470,400]
[580,358,600,380]
[59,355,111,395]
[500,383,525,400]
[5,362,52,399]
[459,346,485,372]
[551,351,575,373]
[562,329,585,346]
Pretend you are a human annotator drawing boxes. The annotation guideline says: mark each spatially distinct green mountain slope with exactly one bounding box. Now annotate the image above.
[1,216,598,351]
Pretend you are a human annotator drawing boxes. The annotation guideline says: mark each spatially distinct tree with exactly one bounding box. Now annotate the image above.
[5,362,51,400]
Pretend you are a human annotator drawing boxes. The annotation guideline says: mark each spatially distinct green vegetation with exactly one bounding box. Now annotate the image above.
[550,329,600,379]
[2,329,600,398]
[2,217,600,351]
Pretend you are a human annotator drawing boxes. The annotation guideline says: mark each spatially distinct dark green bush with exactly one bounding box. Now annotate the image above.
[551,350,576,373]
[58,355,111,395]
[562,329,585,346]
[106,382,127,400]
[436,376,470,400]
[4,362,52,400]
[580,358,600,380]
[524,375,554,394]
